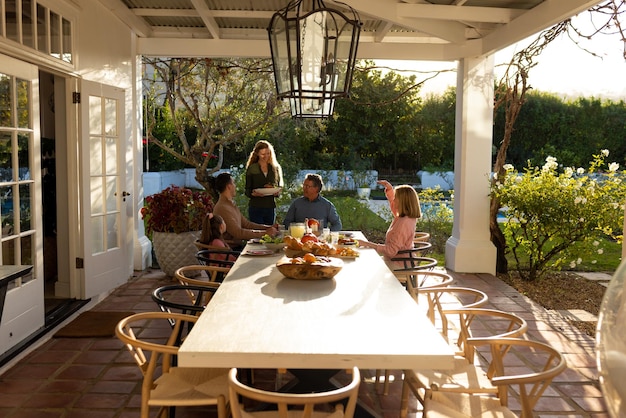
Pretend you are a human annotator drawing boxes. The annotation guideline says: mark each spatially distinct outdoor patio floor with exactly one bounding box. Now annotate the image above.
[0,267,609,418]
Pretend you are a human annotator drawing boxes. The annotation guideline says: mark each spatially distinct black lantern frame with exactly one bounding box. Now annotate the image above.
[267,0,361,118]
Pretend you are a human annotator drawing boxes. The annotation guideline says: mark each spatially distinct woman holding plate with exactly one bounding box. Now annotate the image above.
[245,140,284,224]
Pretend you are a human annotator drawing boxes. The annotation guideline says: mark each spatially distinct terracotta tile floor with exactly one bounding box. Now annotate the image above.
[0,268,608,417]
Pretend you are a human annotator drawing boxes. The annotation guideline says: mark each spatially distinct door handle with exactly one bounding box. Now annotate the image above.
[121,191,131,201]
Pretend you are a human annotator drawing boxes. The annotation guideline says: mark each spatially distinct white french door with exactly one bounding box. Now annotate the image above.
[0,53,44,351]
[79,81,128,298]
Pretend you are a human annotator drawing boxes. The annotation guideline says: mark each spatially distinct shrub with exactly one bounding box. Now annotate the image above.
[492,150,625,280]
[418,187,454,254]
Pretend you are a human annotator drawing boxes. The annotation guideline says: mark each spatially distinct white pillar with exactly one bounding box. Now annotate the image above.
[445,55,497,275]
[132,54,153,270]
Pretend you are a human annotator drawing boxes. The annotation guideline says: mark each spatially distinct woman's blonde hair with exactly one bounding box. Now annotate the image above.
[246,140,281,173]
[394,185,421,218]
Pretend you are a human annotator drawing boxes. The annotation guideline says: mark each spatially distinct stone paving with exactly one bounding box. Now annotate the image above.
[0,267,611,417]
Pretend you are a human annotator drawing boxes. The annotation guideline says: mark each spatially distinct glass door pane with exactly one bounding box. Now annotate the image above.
[0,70,36,267]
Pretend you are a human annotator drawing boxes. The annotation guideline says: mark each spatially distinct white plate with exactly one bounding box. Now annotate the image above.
[254,187,281,196]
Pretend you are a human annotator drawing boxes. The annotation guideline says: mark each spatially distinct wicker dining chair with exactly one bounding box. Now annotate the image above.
[422,338,567,418]
[400,308,528,417]
[175,265,228,299]
[228,367,361,418]
[196,248,240,269]
[414,231,431,243]
[375,271,455,396]
[152,283,219,317]
[115,311,229,418]
[397,270,454,300]
[414,286,490,333]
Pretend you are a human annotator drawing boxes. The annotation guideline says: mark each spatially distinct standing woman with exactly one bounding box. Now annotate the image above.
[245,140,284,224]
[357,180,422,266]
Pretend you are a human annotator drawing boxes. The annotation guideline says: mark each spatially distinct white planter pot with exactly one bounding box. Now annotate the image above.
[152,231,201,277]
[357,187,371,199]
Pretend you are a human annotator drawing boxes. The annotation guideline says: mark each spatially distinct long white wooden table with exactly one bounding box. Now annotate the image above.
[179,232,454,371]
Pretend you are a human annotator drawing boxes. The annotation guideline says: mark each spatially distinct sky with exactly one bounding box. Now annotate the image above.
[376,12,626,100]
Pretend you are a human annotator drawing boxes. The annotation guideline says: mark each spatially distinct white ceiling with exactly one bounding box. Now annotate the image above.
[97,0,603,61]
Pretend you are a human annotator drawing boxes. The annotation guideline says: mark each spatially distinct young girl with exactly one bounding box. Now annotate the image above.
[199,213,238,263]
[356,180,422,267]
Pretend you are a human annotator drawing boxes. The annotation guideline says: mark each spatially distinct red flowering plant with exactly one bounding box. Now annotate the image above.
[141,186,213,238]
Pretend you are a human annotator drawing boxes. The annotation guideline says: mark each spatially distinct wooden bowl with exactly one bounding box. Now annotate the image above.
[276,256,343,280]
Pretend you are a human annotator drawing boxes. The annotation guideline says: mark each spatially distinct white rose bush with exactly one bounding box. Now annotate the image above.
[491,150,626,280]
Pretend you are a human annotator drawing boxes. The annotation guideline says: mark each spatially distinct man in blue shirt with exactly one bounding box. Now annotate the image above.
[284,173,343,231]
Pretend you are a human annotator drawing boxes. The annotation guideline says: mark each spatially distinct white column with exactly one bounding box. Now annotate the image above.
[445,55,497,275]
[132,53,153,270]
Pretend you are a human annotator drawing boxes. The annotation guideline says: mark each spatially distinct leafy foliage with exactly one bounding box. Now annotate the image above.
[143,57,286,193]
[140,186,213,237]
[417,187,454,253]
[327,61,423,172]
[492,150,626,280]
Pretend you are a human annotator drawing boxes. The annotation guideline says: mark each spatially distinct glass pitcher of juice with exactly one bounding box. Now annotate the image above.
[289,222,306,239]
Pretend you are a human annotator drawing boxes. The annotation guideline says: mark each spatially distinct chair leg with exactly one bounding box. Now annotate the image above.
[375,369,382,392]
[400,378,410,418]
[217,395,227,418]
[383,370,390,395]
[375,369,391,395]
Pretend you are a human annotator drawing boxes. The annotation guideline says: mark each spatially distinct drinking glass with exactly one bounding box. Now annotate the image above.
[290,222,306,239]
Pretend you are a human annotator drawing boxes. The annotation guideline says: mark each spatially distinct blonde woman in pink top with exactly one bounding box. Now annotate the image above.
[357,180,422,267]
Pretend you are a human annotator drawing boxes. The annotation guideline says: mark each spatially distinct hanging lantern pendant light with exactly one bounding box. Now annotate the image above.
[267,0,362,118]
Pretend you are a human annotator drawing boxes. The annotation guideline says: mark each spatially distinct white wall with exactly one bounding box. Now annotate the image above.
[74,0,134,89]
[143,169,380,197]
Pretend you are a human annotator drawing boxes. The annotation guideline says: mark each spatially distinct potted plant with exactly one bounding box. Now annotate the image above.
[352,170,372,200]
[141,185,213,276]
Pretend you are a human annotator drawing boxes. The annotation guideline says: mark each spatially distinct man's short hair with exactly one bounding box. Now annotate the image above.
[305,173,323,190]
[215,172,233,193]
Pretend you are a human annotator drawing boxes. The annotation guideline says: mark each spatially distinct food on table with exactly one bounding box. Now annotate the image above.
[301,232,318,243]
[334,246,360,257]
[283,235,337,256]
[338,237,357,246]
[306,217,320,230]
[260,234,284,245]
[276,255,343,280]
[301,253,318,263]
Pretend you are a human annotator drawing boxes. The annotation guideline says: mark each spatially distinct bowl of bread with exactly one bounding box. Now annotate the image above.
[276,254,343,280]
[283,235,337,257]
